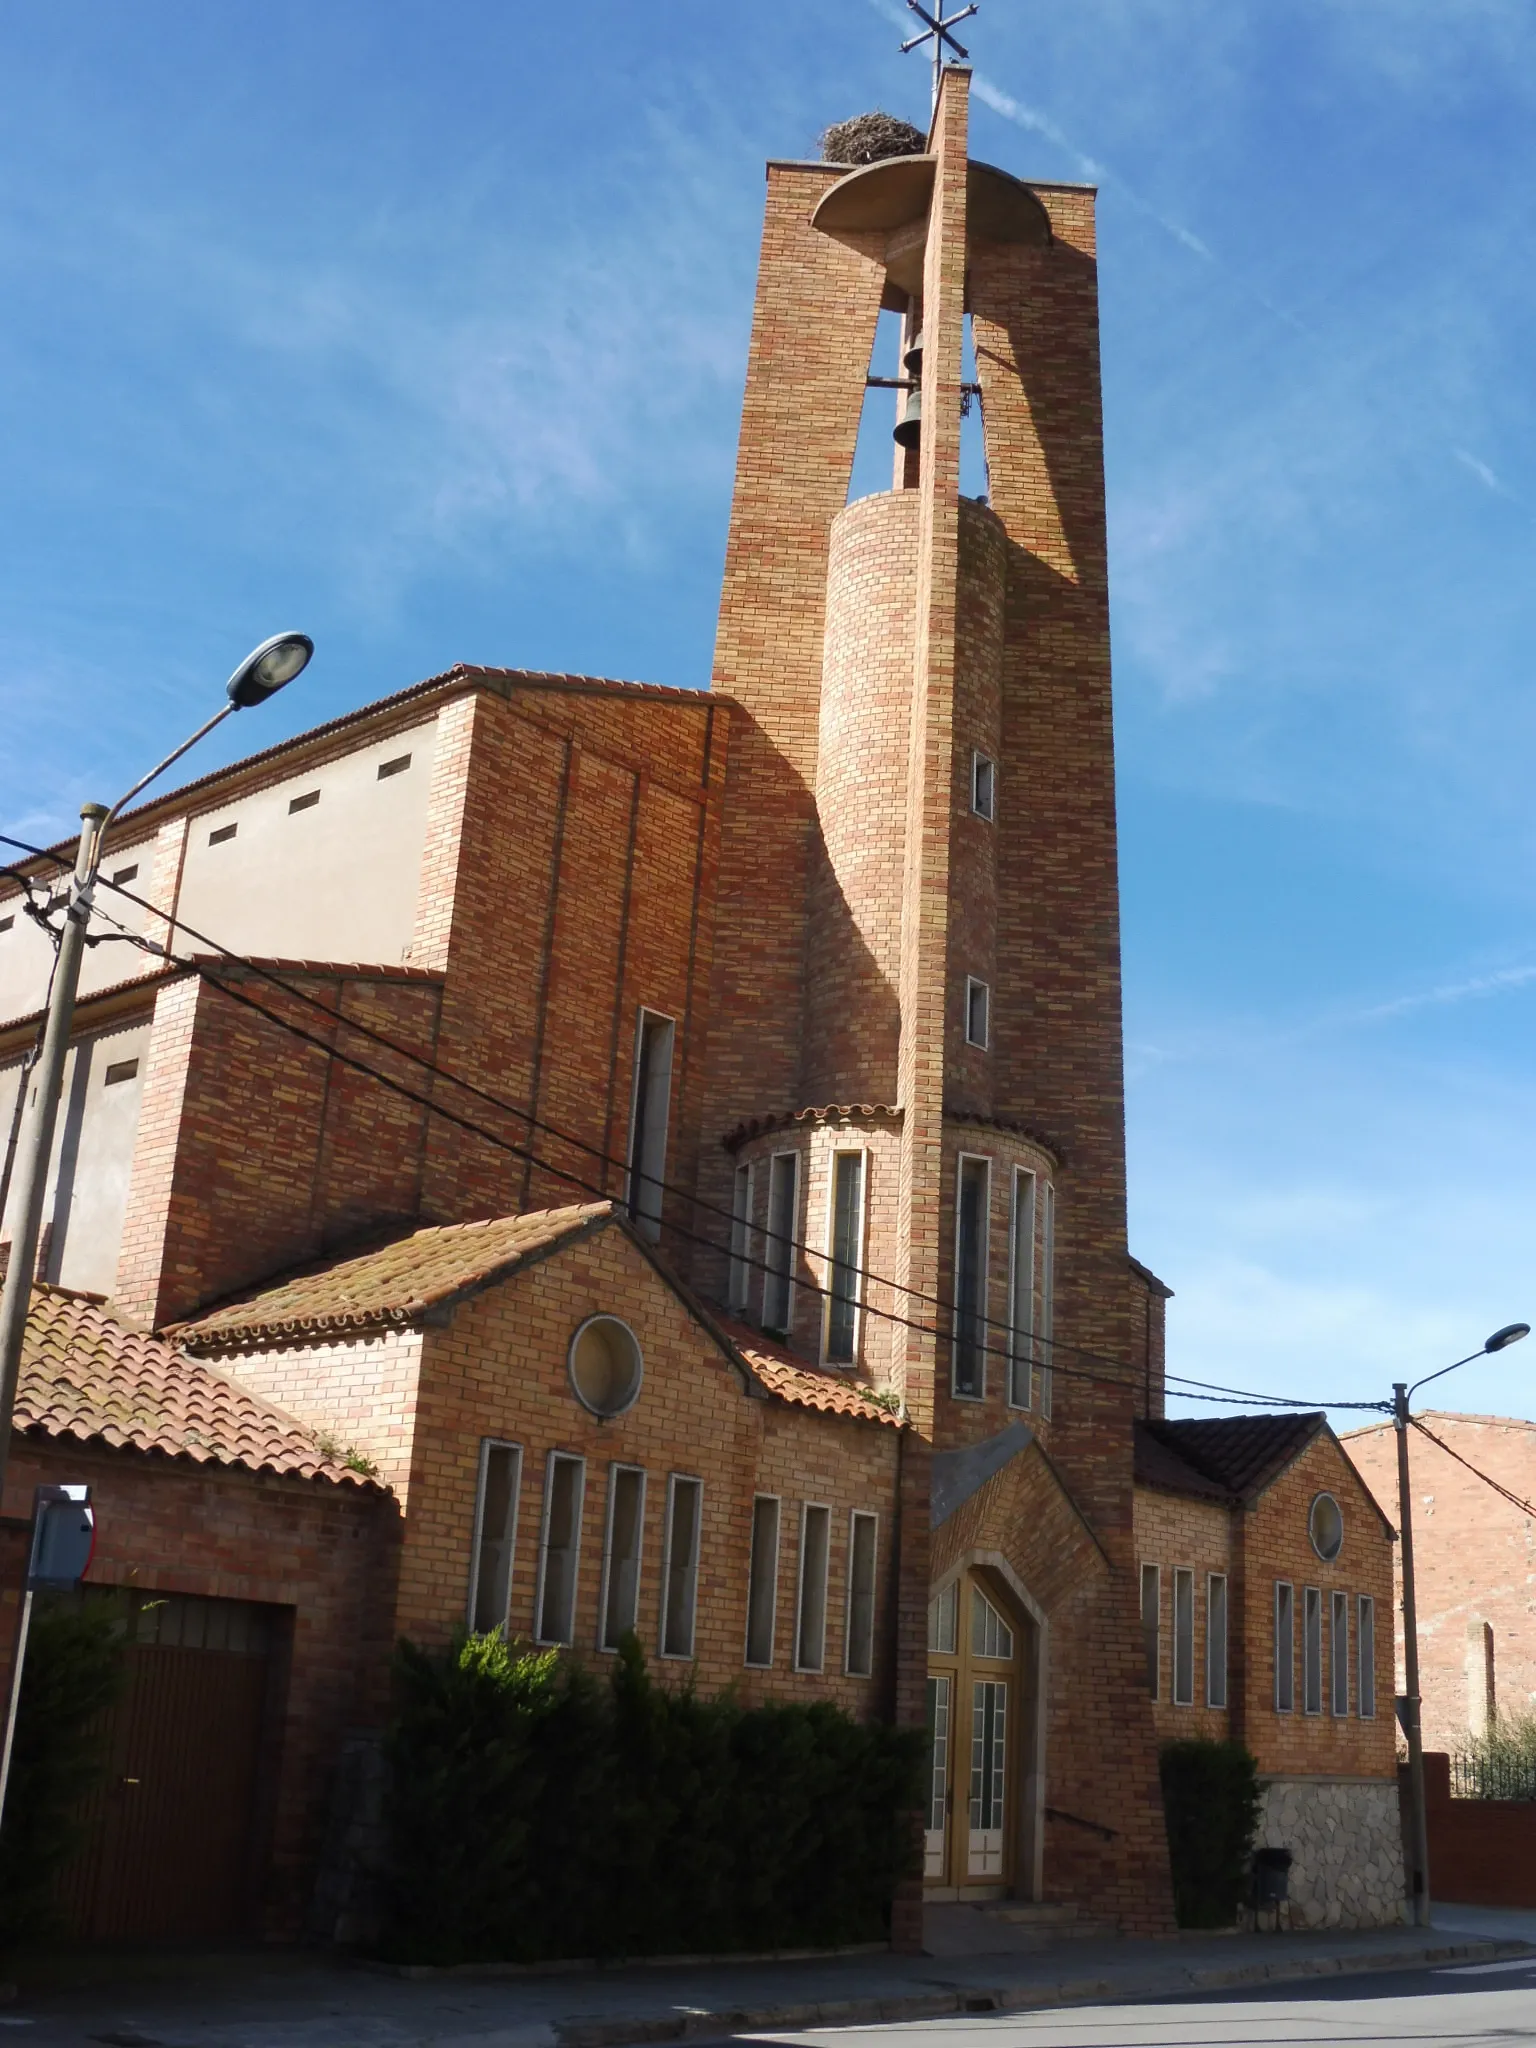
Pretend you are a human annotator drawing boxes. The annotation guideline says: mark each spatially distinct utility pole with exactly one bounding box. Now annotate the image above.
[0,631,312,1502]
[1394,1380,1431,1928]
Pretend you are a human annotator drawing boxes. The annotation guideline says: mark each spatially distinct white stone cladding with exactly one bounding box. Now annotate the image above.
[1257,1776,1408,1928]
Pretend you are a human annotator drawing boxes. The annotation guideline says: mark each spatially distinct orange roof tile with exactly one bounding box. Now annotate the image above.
[18,1287,371,1484]
[175,1205,613,1348]
[715,1315,905,1427]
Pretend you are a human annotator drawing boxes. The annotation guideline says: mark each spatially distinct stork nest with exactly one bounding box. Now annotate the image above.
[820,112,927,167]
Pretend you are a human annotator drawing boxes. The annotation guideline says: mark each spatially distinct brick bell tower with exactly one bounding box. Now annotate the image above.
[700,71,1173,1928]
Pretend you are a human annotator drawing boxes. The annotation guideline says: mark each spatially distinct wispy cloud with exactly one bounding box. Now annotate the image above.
[1454,447,1515,499]
[1351,963,1536,1025]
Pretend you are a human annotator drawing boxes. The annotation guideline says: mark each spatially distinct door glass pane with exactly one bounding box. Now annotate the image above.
[969,1679,1007,1830]
[928,1581,958,1655]
[926,1675,951,1832]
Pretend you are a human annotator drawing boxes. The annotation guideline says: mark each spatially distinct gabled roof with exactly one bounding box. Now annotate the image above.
[174,1204,904,1430]
[19,1286,371,1485]
[173,1206,612,1346]
[1134,1412,1328,1505]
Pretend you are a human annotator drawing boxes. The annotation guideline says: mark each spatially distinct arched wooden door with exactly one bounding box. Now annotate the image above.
[925,1568,1033,1897]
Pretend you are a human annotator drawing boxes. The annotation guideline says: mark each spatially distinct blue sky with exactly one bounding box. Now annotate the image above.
[2,2,1533,1422]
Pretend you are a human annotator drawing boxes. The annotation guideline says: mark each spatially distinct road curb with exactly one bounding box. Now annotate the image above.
[551,1936,1536,2046]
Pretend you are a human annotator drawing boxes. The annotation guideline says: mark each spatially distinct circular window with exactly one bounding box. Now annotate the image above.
[568,1315,644,1418]
[1309,1492,1344,1562]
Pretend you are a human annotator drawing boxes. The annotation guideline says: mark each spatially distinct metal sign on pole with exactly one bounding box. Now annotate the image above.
[0,1485,96,1831]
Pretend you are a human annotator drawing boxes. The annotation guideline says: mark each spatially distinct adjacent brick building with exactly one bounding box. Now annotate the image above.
[1345,1412,1536,1755]
[1134,1414,1403,1926]
[0,72,1390,1943]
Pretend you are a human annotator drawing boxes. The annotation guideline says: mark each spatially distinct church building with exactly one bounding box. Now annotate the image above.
[0,70,1281,1942]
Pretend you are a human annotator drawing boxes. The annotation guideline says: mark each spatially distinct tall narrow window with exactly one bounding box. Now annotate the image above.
[1207,1574,1229,1709]
[1007,1168,1037,1408]
[536,1453,584,1646]
[660,1475,702,1659]
[1140,1563,1160,1700]
[1173,1567,1195,1706]
[795,1503,831,1673]
[824,1150,865,1364]
[1275,1581,1295,1713]
[745,1494,780,1668]
[728,1162,754,1312]
[1303,1586,1323,1715]
[761,1151,799,1334]
[952,1155,989,1399]
[468,1439,522,1634]
[599,1465,646,1652]
[1485,1620,1498,1731]
[1358,1595,1376,1719]
[626,1009,675,1243]
[965,977,990,1049]
[1331,1590,1349,1717]
[971,752,996,821]
[845,1511,878,1677]
[1039,1180,1056,1419]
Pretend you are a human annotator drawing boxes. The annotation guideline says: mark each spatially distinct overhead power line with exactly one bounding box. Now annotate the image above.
[0,827,1372,1414]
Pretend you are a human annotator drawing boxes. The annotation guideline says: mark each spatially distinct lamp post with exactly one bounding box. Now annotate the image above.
[0,632,312,1497]
[1395,1320,1530,1927]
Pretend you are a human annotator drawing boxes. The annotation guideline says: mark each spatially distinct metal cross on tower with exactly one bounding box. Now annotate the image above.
[900,0,978,110]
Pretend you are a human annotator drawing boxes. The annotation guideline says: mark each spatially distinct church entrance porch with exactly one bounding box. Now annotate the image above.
[924,1566,1039,1899]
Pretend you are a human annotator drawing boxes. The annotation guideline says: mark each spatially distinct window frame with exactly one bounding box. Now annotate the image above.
[466,1437,523,1635]
[1172,1566,1195,1706]
[744,1492,781,1669]
[1006,1166,1037,1409]
[1140,1562,1161,1701]
[1358,1594,1377,1719]
[1303,1585,1323,1716]
[971,750,996,823]
[1039,1180,1056,1419]
[728,1160,755,1314]
[844,1509,879,1678]
[822,1147,868,1367]
[794,1501,832,1675]
[597,1462,647,1653]
[658,1472,704,1662]
[761,1149,801,1335]
[1330,1589,1349,1717]
[534,1451,586,1647]
[965,975,991,1050]
[1207,1572,1229,1710]
[951,1152,991,1401]
[625,1007,676,1244]
[1275,1580,1295,1713]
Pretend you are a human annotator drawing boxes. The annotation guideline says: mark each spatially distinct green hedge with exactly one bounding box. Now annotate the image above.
[1159,1737,1262,1928]
[0,1594,124,1948]
[380,1634,924,1965]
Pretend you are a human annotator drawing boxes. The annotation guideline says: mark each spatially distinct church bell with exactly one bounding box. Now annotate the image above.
[892,328,924,450]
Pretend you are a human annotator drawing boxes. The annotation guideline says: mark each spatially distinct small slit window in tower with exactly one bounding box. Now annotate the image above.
[626,1009,675,1243]
[823,1149,865,1364]
[952,1155,990,1399]
[966,977,990,1049]
[972,753,995,822]
[761,1150,800,1334]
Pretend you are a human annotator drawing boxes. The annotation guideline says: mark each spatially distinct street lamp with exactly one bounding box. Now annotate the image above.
[1395,1320,1530,1928]
[0,632,312,1495]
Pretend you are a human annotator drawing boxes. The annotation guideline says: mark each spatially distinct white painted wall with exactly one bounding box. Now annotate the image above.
[173,720,437,966]
[0,837,160,1027]
[0,1016,150,1296]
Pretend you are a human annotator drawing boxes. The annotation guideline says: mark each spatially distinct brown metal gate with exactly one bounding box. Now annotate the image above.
[59,1593,280,1942]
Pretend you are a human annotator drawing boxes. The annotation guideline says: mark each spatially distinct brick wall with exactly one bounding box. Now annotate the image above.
[1134,1486,1233,1743]
[1346,1413,1536,1753]
[1,1433,396,1940]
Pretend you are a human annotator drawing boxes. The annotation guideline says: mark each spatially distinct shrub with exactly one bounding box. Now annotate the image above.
[379,1632,924,1965]
[1159,1737,1262,1929]
[0,1594,124,1948]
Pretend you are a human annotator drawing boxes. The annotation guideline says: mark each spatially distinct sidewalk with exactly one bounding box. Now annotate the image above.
[7,1908,1535,2048]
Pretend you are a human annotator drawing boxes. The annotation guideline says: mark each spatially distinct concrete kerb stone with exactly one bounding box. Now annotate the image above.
[548,1937,1536,2048]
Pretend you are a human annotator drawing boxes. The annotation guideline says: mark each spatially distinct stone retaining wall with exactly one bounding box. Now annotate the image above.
[1257,1776,1407,1928]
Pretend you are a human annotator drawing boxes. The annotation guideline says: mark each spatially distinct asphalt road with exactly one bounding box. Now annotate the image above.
[735,1953,1536,2048]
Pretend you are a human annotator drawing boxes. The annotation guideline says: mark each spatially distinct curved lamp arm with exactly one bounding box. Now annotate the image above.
[1408,1323,1530,1403]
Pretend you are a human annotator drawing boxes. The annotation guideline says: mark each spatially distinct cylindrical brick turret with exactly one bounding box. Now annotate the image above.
[804,490,921,1104]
